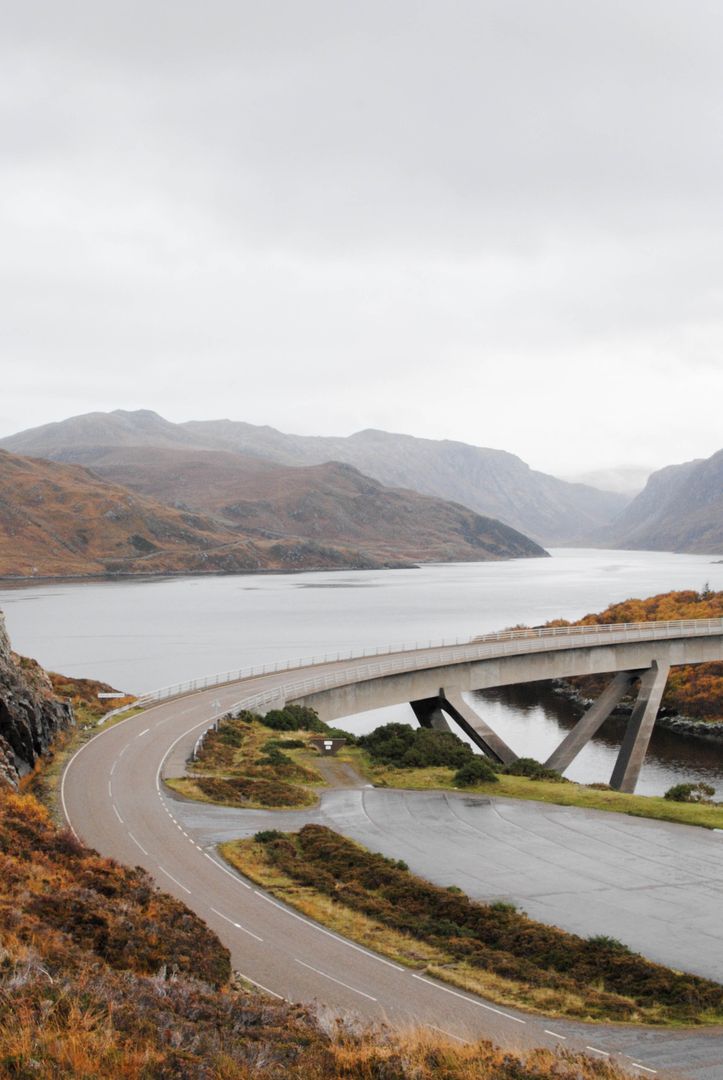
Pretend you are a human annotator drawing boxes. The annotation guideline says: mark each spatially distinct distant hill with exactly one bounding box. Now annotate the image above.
[0,410,628,543]
[595,450,723,554]
[0,448,546,579]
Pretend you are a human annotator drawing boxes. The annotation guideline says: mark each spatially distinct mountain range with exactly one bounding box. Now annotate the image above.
[0,446,545,579]
[594,449,723,554]
[0,409,628,544]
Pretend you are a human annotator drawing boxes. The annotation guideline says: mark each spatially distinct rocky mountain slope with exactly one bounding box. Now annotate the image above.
[0,611,73,788]
[0,409,628,544]
[0,447,546,579]
[63,444,547,561]
[594,449,723,554]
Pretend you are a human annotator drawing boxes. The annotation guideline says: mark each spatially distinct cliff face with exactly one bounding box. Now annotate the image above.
[0,612,73,788]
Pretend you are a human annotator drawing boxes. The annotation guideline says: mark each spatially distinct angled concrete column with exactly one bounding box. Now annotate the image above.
[439,688,518,765]
[410,696,454,733]
[545,670,643,774]
[609,661,670,793]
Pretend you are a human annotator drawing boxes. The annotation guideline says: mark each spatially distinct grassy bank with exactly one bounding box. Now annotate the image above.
[165,709,338,810]
[222,825,723,1027]
[361,762,723,829]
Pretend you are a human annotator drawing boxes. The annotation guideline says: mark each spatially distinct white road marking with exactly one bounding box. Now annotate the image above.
[110,760,117,776]
[136,728,150,738]
[295,959,377,1002]
[235,969,284,999]
[426,1024,470,1045]
[586,1046,610,1057]
[544,1030,567,1039]
[107,781,112,797]
[157,865,192,895]
[631,1067,657,1075]
[411,973,526,1024]
[113,805,124,824]
[118,744,128,759]
[128,831,149,856]
[202,851,252,888]
[254,890,404,971]
[210,906,264,942]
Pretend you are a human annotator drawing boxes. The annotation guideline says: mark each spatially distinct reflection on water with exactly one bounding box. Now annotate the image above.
[335,682,723,797]
[470,683,723,797]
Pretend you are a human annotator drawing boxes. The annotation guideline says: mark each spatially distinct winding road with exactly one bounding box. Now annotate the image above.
[61,662,723,1079]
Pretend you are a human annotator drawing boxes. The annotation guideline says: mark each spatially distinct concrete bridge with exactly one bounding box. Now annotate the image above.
[281,619,723,793]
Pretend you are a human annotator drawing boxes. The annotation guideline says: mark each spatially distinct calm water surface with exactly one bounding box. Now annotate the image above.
[2,548,722,795]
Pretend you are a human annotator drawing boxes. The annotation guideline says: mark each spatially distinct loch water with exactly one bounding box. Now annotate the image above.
[2,548,722,795]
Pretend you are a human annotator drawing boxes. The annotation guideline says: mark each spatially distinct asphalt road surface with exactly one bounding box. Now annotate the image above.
[61,677,723,1078]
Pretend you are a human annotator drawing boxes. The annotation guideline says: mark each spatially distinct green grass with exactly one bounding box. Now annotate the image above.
[364,762,723,829]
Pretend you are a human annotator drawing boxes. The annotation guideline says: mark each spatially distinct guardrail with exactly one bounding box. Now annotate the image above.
[134,617,723,709]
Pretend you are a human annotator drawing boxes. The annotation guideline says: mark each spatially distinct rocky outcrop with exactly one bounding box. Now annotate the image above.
[0,612,74,789]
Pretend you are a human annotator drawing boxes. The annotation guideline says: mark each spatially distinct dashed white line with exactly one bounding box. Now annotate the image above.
[410,973,526,1024]
[107,781,112,797]
[136,727,150,738]
[110,760,117,776]
[426,1024,470,1045]
[157,865,191,895]
[544,1030,567,1040]
[128,831,149,856]
[112,805,124,824]
[254,890,404,971]
[295,959,377,1002]
[586,1046,610,1057]
[631,1066,657,1076]
[210,907,264,942]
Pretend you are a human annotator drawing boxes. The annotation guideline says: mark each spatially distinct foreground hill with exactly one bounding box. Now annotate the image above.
[0,409,627,543]
[594,449,723,554]
[0,449,546,580]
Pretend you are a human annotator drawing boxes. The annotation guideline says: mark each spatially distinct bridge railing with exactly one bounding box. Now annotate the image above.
[218,616,723,716]
[130,616,723,710]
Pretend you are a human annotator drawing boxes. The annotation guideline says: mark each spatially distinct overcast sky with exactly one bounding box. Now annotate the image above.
[2,1,722,480]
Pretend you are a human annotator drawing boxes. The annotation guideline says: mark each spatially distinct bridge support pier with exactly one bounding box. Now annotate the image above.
[411,689,517,765]
[545,670,644,774]
[410,697,454,733]
[610,661,670,793]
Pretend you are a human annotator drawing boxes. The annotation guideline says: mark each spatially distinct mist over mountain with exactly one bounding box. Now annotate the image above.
[1,410,628,545]
[595,450,723,554]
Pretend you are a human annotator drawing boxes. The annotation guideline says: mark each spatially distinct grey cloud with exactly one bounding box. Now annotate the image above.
[2,2,722,474]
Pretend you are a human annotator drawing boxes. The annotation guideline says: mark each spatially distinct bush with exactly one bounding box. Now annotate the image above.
[359,723,473,768]
[664,782,715,803]
[503,757,566,782]
[454,758,499,786]
[254,830,286,843]
[260,705,326,732]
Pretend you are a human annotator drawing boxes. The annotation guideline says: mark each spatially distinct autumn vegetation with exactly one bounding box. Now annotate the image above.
[0,787,636,1079]
[546,589,723,722]
[166,707,355,809]
[224,824,723,1026]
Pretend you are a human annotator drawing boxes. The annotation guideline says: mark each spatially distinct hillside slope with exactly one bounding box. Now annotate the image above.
[596,450,723,554]
[0,448,546,579]
[71,445,547,562]
[0,409,627,544]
